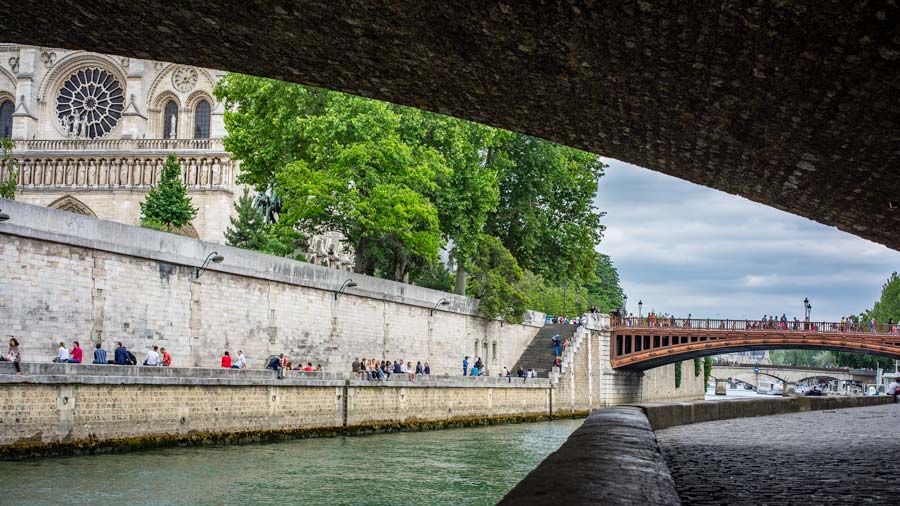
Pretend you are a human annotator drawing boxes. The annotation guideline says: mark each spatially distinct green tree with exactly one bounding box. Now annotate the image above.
[675,361,682,388]
[468,235,528,323]
[703,356,713,385]
[217,76,445,281]
[0,138,18,199]
[486,134,606,282]
[225,188,299,257]
[584,254,625,312]
[139,154,197,232]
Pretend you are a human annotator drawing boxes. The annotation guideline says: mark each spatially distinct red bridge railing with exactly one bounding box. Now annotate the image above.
[611,316,900,336]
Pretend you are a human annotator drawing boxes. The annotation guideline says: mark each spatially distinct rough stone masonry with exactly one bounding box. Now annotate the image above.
[2,1,899,250]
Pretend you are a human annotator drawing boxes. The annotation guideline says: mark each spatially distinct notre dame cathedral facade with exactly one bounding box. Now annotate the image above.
[0,44,352,270]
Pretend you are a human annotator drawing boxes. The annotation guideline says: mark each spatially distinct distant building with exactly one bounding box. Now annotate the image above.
[0,44,352,268]
[719,350,771,365]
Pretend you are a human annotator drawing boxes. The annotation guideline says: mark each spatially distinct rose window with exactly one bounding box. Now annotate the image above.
[56,67,124,139]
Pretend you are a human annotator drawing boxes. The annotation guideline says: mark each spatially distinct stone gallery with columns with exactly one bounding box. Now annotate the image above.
[0,44,353,269]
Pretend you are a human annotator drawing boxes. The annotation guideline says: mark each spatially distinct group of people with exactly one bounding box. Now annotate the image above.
[462,356,486,376]
[219,350,247,369]
[352,357,430,381]
[264,354,322,373]
[48,341,172,367]
[551,334,570,357]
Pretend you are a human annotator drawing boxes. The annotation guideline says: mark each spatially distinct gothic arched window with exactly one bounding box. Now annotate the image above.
[0,100,13,138]
[194,100,211,139]
[163,101,178,139]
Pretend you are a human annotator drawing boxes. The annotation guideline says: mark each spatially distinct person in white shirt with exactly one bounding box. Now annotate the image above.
[54,342,68,363]
[143,346,160,366]
[887,379,899,398]
[232,350,246,369]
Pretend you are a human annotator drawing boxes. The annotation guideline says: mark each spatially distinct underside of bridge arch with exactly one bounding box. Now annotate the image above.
[615,344,900,372]
[5,2,900,250]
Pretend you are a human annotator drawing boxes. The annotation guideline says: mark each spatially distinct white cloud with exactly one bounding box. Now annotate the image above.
[595,158,900,321]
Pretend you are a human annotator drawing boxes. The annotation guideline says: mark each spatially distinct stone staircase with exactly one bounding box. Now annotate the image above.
[512,323,578,378]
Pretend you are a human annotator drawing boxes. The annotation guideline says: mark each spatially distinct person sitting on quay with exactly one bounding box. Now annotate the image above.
[423,362,430,375]
[144,346,160,366]
[474,357,484,376]
[231,350,245,369]
[500,366,510,382]
[528,367,537,378]
[161,347,172,367]
[352,357,361,379]
[67,341,83,364]
[2,338,22,375]
[887,378,899,399]
[266,355,280,371]
[415,361,424,375]
[52,341,68,363]
[221,351,232,368]
[114,342,128,365]
[517,367,525,379]
[93,342,107,365]
[406,361,415,381]
[554,356,562,373]
[301,362,315,372]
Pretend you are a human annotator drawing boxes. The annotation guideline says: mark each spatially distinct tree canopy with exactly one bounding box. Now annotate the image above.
[215,74,620,321]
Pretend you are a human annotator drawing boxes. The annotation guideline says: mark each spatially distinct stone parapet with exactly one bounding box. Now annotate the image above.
[499,406,680,506]
[637,396,897,431]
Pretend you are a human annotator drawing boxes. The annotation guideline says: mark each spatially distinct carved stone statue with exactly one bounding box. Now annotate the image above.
[168,115,177,139]
[211,159,222,185]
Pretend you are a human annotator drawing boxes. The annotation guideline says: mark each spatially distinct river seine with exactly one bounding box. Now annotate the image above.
[2,418,582,506]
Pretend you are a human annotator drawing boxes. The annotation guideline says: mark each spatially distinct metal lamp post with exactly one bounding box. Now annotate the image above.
[194,252,224,279]
[638,300,643,318]
[334,279,357,301]
[804,297,811,322]
[431,298,450,316]
[623,294,628,313]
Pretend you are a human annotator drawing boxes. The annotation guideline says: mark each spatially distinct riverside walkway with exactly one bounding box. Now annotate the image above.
[611,317,900,370]
[657,402,900,505]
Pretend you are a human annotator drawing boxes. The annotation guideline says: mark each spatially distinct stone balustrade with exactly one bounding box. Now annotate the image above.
[1,153,235,190]
[12,138,225,153]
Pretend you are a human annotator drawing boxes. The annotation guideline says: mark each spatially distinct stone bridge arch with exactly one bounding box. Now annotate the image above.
[4,3,900,250]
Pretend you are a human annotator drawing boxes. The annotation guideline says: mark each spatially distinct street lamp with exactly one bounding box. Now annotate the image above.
[194,252,224,279]
[638,300,643,318]
[0,207,9,222]
[431,298,451,316]
[803,297,811,322]
[334,278,357,301]
[623,294,628,313]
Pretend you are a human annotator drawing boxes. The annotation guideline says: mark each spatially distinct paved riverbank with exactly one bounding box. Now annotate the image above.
[657,403,900,505]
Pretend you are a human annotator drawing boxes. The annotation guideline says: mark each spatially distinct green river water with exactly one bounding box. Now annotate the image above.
[1,418,582,506]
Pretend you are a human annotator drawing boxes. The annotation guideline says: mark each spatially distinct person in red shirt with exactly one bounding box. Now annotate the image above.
[160,347,172,367]
[302,362,314,371]
[68,341,83,364]
[221,351,232,368]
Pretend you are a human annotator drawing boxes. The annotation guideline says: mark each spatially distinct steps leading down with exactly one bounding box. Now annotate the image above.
[511,323,578,378]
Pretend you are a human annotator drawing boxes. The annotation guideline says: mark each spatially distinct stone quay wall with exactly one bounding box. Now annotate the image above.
[551,316,706,415]
[0,200,543,375]
[0,363,555,459]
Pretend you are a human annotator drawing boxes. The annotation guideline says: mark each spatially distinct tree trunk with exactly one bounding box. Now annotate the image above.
[454,251,467,295]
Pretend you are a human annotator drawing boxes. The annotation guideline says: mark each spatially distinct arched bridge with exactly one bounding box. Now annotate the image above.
[710,364,875,388]
[611,317,900,371]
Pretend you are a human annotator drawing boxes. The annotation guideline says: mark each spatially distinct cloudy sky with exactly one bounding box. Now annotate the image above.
[595,158,900,322]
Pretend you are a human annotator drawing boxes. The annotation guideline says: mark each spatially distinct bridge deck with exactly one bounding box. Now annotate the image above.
[611,317,900,370]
